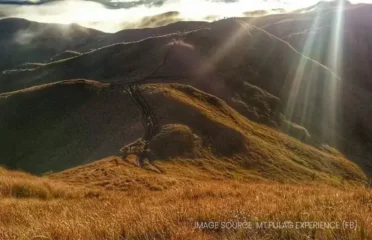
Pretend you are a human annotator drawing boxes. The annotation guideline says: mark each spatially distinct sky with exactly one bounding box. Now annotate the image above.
[0,0,371,32]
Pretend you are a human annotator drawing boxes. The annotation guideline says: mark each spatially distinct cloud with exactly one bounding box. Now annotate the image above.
[243,9,268,16]
[84,11,182,30]
[209,0,239,2]
[89,0,166,9]
[0,0,165,8]
[0,0,343,32]
[243,8,286,17]
[0,0,54,5]
[126,11,181,28]
[204,15,221,21]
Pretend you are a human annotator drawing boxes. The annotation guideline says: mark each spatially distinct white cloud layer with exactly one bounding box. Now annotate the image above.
[0,0,371,32]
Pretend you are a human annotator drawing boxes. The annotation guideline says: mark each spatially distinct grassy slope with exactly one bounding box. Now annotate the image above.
[0,165,371,240]
[145,83,367,184]
[0,80,366,184]
[0,80,142,174]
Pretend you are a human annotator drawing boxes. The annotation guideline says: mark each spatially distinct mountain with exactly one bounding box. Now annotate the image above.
[262,3,372,91]
[79,21,208,51]
[0,18,104,72]
[0,18,207,72]
[0,80,366,184]
[1,15,371,178]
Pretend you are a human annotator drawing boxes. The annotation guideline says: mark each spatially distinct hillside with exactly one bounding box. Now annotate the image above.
[0,18,104,72]
[0,18,207,72]
[0,80,366,185]
[0,19,336,134]
[1,16,372,178]
[261,3,372,91]
[0,80,141,173]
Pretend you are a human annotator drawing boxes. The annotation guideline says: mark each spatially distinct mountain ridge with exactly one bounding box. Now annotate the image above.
[0,79,366,185]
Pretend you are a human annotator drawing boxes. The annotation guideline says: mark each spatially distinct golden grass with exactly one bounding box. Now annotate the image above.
[0,167,102,201]
[0,82,371,239]
[0,164,371,240]
[146,84,368,184]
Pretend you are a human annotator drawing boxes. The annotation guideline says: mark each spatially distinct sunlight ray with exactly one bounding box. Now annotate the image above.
[199,19,254,76]
[322,0,345,145]
[283,6,326,131]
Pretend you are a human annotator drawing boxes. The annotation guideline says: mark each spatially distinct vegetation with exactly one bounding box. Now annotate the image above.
[0,81,367,185]
[1,8,372,238]
[0,165,371,240]
[0,80,141,174]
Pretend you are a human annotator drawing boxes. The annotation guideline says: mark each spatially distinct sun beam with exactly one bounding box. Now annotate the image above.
[283,0,345,147]
[323,0,345,146]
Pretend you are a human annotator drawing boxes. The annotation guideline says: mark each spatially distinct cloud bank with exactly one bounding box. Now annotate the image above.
[0,0,371,32]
